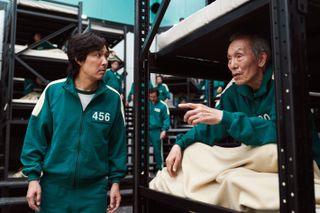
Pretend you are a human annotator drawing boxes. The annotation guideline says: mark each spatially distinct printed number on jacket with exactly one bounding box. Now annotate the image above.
[92,111,110,122]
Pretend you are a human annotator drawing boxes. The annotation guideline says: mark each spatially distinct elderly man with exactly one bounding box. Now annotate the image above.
[150,33,320,211]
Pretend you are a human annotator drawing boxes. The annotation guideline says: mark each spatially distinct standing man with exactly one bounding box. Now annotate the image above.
[21,32,127,213]
[155,75,171,102]
[149,88,171,171]
[103,55,124,99]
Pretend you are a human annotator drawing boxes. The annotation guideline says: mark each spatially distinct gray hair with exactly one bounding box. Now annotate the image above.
[229,33,271,63]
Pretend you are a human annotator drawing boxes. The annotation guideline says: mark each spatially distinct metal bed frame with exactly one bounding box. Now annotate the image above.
[134,0,317,212]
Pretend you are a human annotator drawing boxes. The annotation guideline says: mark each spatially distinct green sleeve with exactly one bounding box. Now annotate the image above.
[23,78,36,95]
[220,110,276,146]
[161,103,170,131]
[21,89,53,181]
[108,98,127,183]
[175,123,227,150]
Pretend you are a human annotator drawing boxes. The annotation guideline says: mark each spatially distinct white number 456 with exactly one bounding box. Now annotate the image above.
[92,112,110,122]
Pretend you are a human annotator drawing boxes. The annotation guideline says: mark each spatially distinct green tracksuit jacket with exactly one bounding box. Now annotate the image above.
[21,77,127,184]
[127,81,154,103]
[156,83,170,101]
[103,69,123,94]
[176,66,320,165]
[149,100,170,169]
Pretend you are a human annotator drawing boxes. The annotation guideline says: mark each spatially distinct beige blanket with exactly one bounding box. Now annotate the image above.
[149,143,320,212]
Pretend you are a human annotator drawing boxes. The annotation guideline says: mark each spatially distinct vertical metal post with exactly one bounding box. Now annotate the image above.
[123,26,127,99]
[77,1,82,33]
[271,0,314,212]
[208,80,214,107]
[4,0,17,180]
[134,0,150,212]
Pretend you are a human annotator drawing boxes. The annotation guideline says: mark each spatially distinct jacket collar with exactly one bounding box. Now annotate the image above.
[63,76,107,98]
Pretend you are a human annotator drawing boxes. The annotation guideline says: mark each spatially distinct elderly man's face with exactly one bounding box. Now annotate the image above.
[227,38,263,90]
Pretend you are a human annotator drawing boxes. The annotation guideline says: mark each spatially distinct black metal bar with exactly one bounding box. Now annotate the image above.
[208,80,213,107]
[16,23,76,56]
[4,0,18,181]
[77,1,83,33]
[140,187,238,213]
[271,0,315,212]
[17,8,78,23]
[15,56,49,85]
[140,0,170,61]
[134,0,150,212]
[123,26,127,99]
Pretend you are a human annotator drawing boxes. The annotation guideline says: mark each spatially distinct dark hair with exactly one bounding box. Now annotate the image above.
[229,32,271,63]
[156,75,163,80]
[149,88,159,96]
[67,32,108,78]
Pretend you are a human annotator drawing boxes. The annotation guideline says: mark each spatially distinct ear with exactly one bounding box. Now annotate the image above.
[257,52,268,68]
[75,58,83,66]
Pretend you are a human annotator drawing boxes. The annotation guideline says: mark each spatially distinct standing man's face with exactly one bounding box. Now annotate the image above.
[227,38,266,90]
[78,46,109,81]
[149,92,158,104]
[156,77,162,85]
[111,61,120,71]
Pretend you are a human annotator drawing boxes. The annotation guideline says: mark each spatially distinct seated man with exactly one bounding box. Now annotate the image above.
[150,33,320,211]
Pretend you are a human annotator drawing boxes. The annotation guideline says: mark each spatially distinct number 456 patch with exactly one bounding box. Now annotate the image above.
[92,111,111,123]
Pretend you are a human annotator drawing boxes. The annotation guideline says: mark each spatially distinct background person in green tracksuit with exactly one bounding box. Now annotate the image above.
[155,75,171,102]
[164,32,320,177]
[21,32,127,213]
[126,80,154,106]
[103,55,125,100]
[197,80,225,104]
[149,88,171,171]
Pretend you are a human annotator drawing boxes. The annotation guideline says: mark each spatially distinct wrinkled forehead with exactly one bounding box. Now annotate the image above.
[227,38,253,55]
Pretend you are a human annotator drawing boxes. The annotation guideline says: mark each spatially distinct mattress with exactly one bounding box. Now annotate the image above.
[15,44,68,61]
[157,0,250,51]
[17,0,77,15]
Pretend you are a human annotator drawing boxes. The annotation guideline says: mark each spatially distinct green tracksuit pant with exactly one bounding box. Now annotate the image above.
[39,175,107,213]
[149,129,164,170]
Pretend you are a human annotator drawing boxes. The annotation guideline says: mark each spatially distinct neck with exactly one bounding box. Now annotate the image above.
[248,68,264,91]
[74,72,98,92]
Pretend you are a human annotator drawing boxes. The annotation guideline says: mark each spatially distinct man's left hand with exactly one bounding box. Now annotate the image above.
[107,183,121,213]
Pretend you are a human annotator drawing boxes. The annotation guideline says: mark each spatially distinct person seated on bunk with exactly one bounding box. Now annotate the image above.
[31,32,56,50]
[126,80,154,106]
[103,54,125,99]
[155,75,171,102]
[149,32,320,211]
[20,77,46,101]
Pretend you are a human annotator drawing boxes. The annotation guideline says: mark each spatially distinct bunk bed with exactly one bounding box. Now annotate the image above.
[135,0,320,212]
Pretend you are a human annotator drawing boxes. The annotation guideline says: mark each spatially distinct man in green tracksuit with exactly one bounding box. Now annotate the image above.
[165,33,320,177]
[149,88,171,171]
[126,80,154,106]
[103,57,124,99]
[197,80,225,104]
[155,75,171,102]
[21,32,127,213]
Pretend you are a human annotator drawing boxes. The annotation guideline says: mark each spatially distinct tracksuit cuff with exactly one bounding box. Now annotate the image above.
[27,173,40,182]
[221,111,233,128]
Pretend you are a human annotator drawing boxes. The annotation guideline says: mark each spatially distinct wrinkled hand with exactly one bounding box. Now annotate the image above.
[166,144,182,177]
[179,103,223,126]
[26,180,41,212]
[108,183,121,213]
[160,131,167,140]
